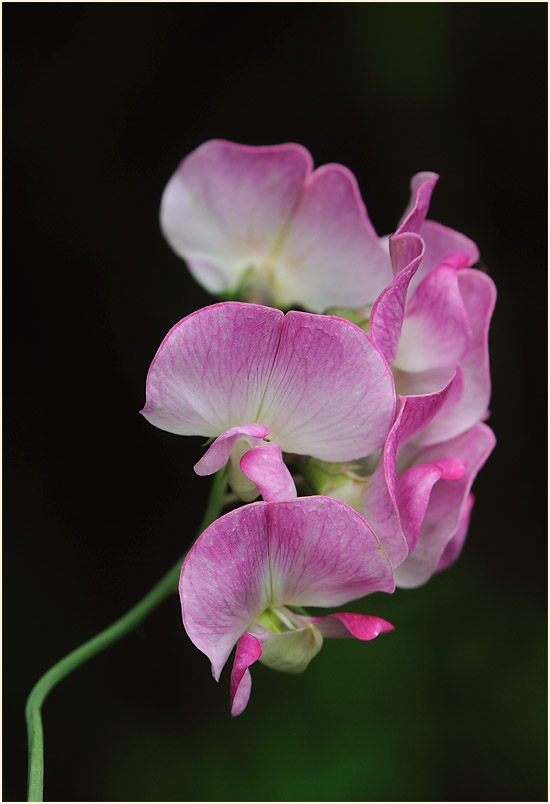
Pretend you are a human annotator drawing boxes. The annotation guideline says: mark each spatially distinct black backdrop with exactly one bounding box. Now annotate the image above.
[4,3,547,802]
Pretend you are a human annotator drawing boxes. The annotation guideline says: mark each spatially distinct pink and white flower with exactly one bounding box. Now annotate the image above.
[141,301,395,502]
[179,496,395,716]
[309,382,495,586]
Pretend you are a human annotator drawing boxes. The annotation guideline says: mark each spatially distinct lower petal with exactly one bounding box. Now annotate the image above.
[240,442,297,502]
[230,633,263,717]
[309,611,394,640]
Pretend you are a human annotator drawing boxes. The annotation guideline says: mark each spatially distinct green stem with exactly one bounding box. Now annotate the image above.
[26,469,228,802]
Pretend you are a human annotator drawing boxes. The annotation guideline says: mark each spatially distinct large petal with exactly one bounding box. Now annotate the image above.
[273,164,392,312]
[180,502,272,681]
[141,302,283,436]
[230,633,264,717]
[258,311,396,459]
[160,140,313,294]
[394,423,496,588]
[266,497,395,607]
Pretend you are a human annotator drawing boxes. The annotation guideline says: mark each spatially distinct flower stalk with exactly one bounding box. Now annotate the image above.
[25,469,227,802]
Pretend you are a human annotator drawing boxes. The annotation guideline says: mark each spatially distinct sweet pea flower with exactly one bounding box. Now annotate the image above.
[160,139,392,312]
[370,174,495,445]
[141,301,395,502]
[179,496,395,716]
[305,382,495,585]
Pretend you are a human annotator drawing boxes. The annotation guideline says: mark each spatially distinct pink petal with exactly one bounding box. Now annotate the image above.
[436,493,475,573]
[395,171,439,240]
[180,502,272,681]
[394,423,496,588]
[141,302,284,436]
[392,258,472,373]
[259,311,396,459]
[361,374,461,566]
[396,458,466,552]
[369,231,424,365]
[180,497,395,683]
[160,140,313,294]
[412,268,496,445]
[410,218,479,293]
[230,633,263,717]
[274,164,392,311]
[194,424,270,476]
[266,497,395,607]
[240,442,297,502]
[308,611,394,640]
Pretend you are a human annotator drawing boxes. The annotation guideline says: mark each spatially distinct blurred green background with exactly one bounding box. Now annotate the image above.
[4,3,547,801]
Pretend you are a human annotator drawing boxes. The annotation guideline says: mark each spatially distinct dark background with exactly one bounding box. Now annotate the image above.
[4,3,547,801]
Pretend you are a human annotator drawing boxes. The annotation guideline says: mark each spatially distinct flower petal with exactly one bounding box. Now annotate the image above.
[273,164,392,311]
[160,140,313,294]
[361,374,460,566]
[240,442,297,502]
[266,497,395,607]
[258,625,323,674]
[141,302,284,436]
[394,423,496,588]
[194,424,270,476]
[259,311,396,459]
[392,256,472,373]
[395,171,439,241]
[308,611,394,640]
[369,231,424,365]
[230,632,264,717]
[396,458,466,552]
[180,502,272,681]
[412,268,496,445]
[436,492,475,573]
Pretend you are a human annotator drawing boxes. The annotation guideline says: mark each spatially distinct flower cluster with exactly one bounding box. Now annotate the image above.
[143,140,496,716]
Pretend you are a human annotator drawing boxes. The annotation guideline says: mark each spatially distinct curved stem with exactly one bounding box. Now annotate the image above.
[26,469,228,802]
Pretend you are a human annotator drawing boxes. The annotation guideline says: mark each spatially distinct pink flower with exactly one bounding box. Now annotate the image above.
[179,496,395,716]
[370,174,495,445]
[315,382,495,585]
[160,141,440,313]
[141,301,395,502]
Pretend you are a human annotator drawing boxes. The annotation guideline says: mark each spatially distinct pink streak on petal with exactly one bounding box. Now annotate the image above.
[141,302,283,436]
[266,497,395,608]
[393,260,472,373]
[160,140,314,294]
[194,423,270,476]
[309,611,394,640]
[274,164,392,311]
[259,311,396,459]
[240,442,297,502]
[179,503,272,681]
[230,633,263,717]
[436,493,475,573]
[369,231,424,365]
[394,423,496,588]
